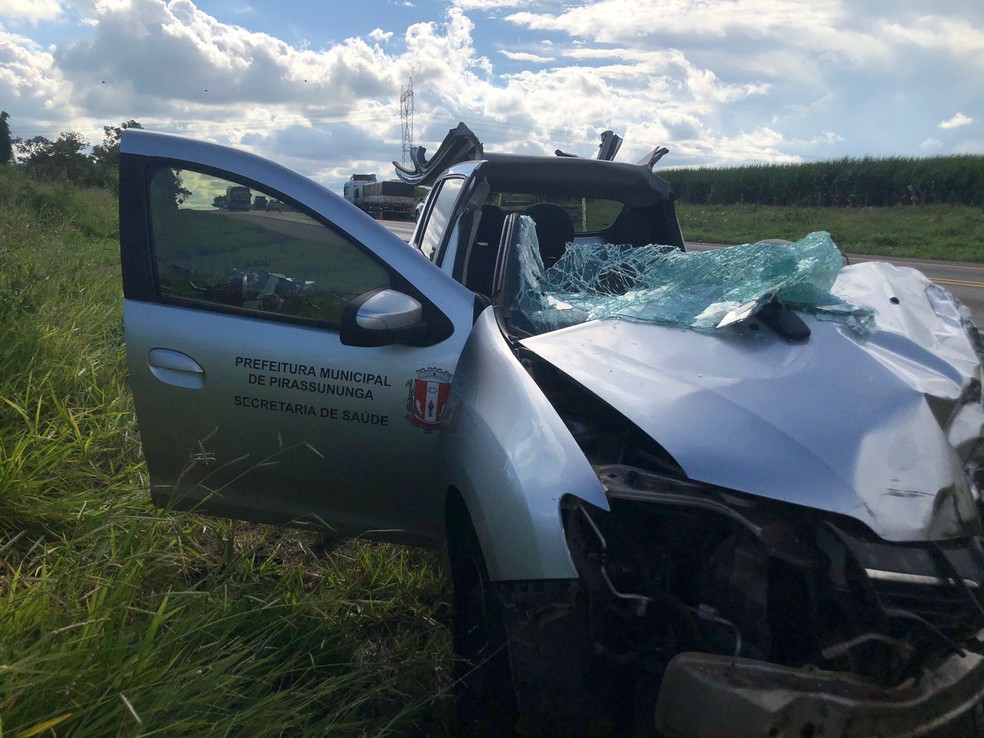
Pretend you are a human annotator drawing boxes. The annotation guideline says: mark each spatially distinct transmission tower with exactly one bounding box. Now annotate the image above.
[400,77,414,165]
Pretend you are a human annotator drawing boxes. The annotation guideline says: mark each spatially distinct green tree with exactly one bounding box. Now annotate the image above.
[14,134,53,162]
[16,131,101,185]
[0,111,13,164]
[150,167,192,212]
[14,134,55,178]
[92,119,142,176]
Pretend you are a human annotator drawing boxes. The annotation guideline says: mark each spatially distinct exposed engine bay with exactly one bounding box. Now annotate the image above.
[568,472,984,681]
[496,351,984,735]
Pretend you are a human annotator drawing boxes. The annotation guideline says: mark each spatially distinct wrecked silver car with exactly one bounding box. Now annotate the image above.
[120,124,984,736]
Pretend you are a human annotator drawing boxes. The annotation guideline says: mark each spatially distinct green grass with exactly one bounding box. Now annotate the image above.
[677,203,984,262]
[0,166,453,737]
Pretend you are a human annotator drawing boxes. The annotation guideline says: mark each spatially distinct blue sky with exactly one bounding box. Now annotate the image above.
[1,0,981,191]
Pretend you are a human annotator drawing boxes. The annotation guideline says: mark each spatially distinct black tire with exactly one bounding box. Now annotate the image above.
[448,504,518,737]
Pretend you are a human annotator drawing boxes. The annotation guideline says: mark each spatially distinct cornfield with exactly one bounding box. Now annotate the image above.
[663,155,984,207]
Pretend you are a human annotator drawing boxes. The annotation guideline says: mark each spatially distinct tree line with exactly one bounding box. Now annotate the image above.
[0,110,141,191]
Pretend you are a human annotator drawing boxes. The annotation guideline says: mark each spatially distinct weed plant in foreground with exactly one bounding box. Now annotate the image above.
[0,167,453,736]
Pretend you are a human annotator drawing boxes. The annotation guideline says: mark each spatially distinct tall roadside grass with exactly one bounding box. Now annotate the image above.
[0,166,452,737]
[665,155,984,207]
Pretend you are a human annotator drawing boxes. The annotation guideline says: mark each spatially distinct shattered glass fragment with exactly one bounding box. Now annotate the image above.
[507,217,873,335]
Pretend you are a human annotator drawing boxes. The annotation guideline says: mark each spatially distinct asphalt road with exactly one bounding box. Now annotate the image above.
[381,219,416,242]
[379,219,984,324]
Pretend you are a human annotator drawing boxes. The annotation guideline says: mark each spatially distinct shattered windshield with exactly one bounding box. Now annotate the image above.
[505,215,872,335]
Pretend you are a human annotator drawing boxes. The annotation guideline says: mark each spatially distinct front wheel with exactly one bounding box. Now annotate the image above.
[448,505,518,737]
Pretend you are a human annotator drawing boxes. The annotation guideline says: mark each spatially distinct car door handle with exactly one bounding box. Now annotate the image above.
[147,348,206,389]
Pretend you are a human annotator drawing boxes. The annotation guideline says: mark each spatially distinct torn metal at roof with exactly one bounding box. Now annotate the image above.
[393,122,666,201]
[392,122,484,187]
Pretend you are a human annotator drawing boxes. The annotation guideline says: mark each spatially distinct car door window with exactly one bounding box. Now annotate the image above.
[417,177,464,262]
[149,166,391,324]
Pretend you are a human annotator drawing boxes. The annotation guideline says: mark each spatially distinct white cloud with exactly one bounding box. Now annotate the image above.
[654,125,803,166]
[506,0,844,43]
[953,139,984,154]
[369,28,393,43]
[504,3,982,78]
[499,50,553,63]
[89,0,136,12]
[0,0,62,22]
[920,137,942,151]
[453,0,528,9]
[55,0,400,112]
[883,16,984,58]
[0,27,73,120]
[939,112,972,129]
[557,47,769,104]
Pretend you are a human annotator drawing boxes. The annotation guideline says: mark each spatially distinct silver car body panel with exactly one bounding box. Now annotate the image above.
[125,299,465,540]
[441,308,610,581]
[522,261,984,542]
[121,131,476,542]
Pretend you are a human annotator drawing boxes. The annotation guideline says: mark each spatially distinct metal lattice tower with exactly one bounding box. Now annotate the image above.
[400,77,414,165]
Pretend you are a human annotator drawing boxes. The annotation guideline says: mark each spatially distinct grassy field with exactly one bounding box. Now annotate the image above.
[677,203,984,262]
[0,168,453,737]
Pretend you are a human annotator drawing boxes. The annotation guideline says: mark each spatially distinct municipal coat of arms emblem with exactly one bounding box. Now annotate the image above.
[406,367,453,431]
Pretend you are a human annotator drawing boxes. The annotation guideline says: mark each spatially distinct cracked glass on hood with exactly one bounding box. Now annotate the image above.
[507,215,872,335]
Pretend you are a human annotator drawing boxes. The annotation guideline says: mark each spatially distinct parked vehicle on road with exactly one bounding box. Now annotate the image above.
[223,184,251,211]
[344,173,416,220]
[120,124,984,737]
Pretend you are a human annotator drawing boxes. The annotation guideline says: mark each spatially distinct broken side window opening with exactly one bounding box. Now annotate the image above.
[506,217,874,336]
[486,193,625,234]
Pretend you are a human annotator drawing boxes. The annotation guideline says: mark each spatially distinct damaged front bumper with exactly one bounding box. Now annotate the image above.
[654,649,984,738]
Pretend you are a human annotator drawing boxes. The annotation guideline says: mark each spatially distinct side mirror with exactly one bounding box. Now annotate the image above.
[340,288,429,347]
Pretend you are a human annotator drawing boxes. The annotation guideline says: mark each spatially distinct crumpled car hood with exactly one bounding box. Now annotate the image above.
[521,261,984,542]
